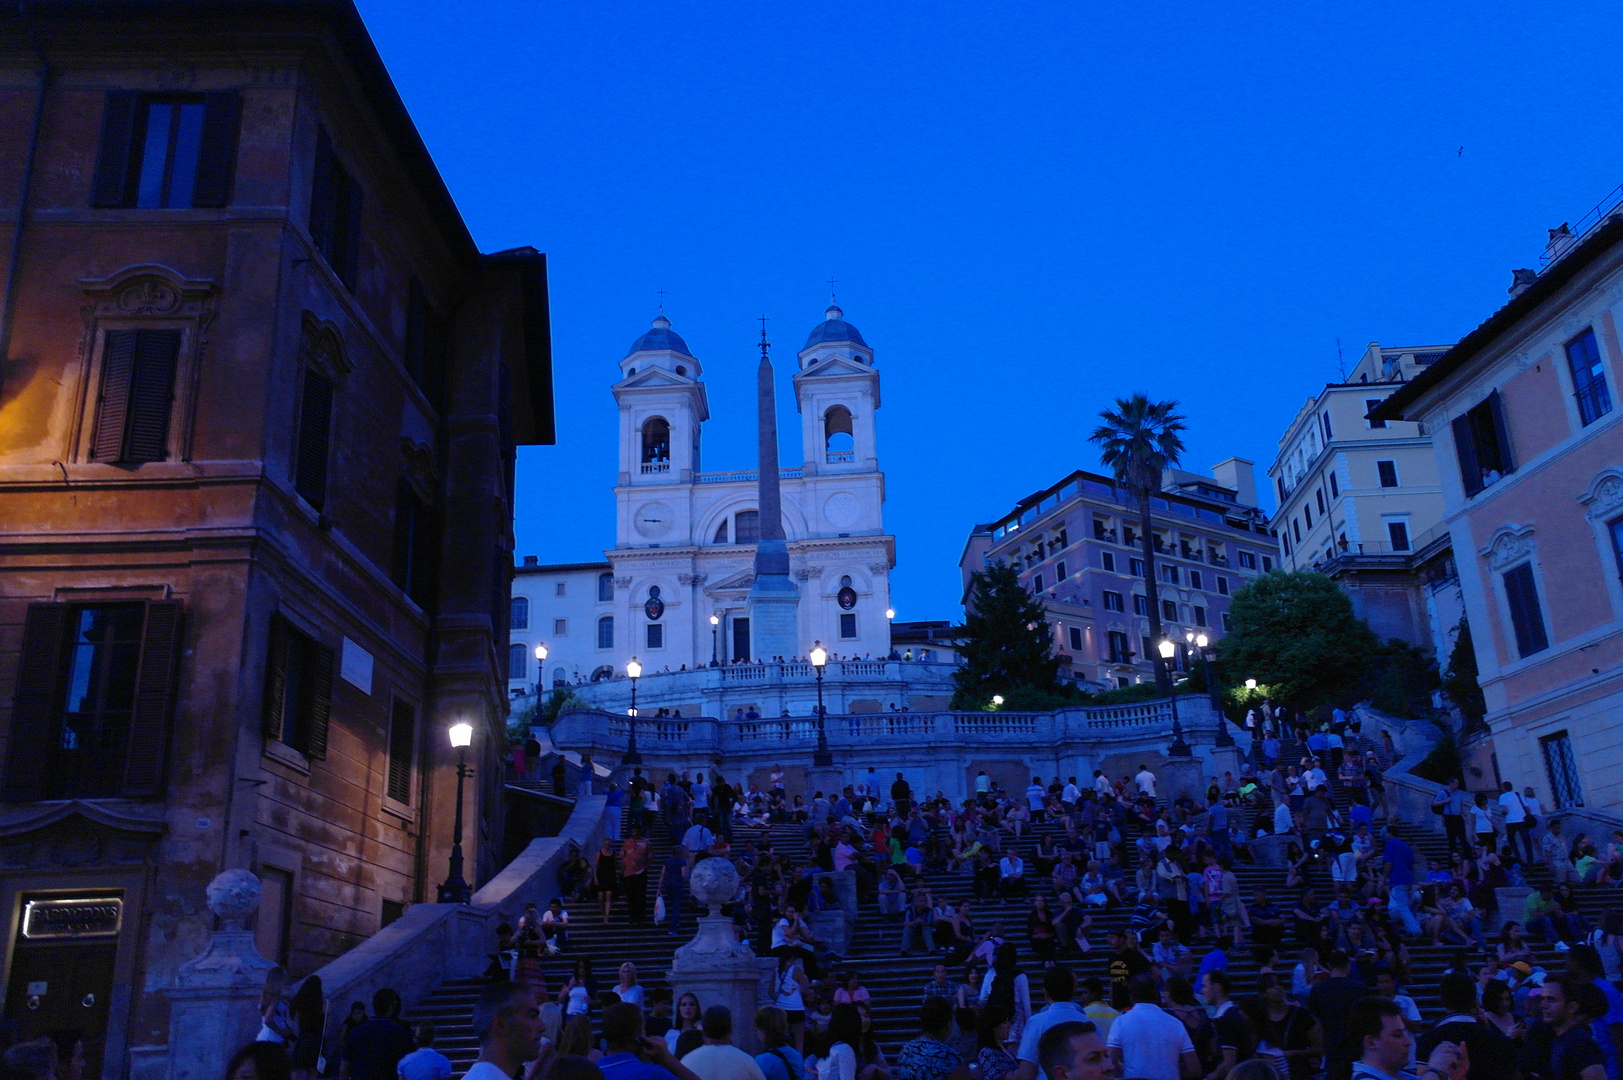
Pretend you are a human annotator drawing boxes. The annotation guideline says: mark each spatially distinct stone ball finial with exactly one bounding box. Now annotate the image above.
[207,869,262,925]
[688,856,739,913]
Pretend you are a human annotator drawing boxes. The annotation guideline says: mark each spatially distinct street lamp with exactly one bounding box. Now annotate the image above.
[809,641,831,767]
[991,694,1004,708]
[623,657,643,764]
[1158,639,1191,756]
[437,721,474,903]
[534,642,548,696]
[1245,678,1257,691]
[709,614,720,667]
[1187,631,1227,745]
[885,608,895,621]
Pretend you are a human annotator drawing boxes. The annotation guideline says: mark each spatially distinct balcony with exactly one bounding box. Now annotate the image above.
[695,468,805,484]
[640,461,670,474]
[826,450,855,464]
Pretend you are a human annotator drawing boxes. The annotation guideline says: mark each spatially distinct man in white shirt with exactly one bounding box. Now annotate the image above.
[1498,780,1535,863]
[1027,778,1048,821]
[681,1006,766,1080]
[691,773,710,814]
[975,771,991,796]
[682,815,716,867]
[1093,771,1112,799]
[1063,777,1082,807]
[1105,975,1196,1080]
[1134,766,1157,799]
[1009,968,1089,1080]
[999,852,1027,897]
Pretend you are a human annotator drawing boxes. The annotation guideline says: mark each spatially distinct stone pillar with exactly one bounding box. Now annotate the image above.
[670,856,764,1054]
[1160,756,1207,806]
[166,870,279,1080]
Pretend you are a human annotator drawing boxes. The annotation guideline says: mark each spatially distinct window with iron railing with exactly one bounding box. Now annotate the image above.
[1566,328,1613,427]
[1542,731,1584,808]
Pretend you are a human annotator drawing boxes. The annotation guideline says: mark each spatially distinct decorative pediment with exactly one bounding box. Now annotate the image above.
[80,264,216,321]
[299,314,352,379]
[1580,469,1623,520]
[399,438,440,502]
[796,354,874,379]
[705,569,756,595]
[617,367,692,390]
[1480,524,1536,571]
[0,801,166,871]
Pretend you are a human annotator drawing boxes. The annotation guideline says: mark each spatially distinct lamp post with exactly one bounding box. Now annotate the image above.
[709,614,720,667]
[533,642,548,698]
[623,657,643,765]
[991,694,1004,709]
[809,640,831,767]
[1158,639,1191,756]
[437,721,474,903]
[1187,631,1227,745]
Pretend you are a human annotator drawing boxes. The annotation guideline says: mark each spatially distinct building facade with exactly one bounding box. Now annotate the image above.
[0,4,551,1075]
[959,461,1278,688]
[509,307,895,694]
[1268,342,1460,652]
[1374,212,1623,814]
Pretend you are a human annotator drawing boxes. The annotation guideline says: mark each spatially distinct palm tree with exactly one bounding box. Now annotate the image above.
[1090,394,1187,690]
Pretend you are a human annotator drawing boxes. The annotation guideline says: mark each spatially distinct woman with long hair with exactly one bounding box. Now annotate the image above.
[560,959,595,1019]
[754,1007,805,1080]
[979,942,1031,1047]
[817,1004,862,1080]
[287,976,324,1080]
[666,992,703,1055]
[974,1007,1017,1080]
[1026,896,1057,965]
[226,1042,293,1080]
[611,963,642,1008]
[256,968,295,1044]
[1496,921,1536,967]
[555,1015,598,1062]
[1480,980,1524,1042]
[852,1003,888,1080]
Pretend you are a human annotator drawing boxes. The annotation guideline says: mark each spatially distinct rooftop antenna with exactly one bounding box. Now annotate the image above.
[1336,336,1346,382]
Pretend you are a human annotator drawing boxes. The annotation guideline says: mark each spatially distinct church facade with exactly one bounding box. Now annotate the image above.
[512,306,896,688]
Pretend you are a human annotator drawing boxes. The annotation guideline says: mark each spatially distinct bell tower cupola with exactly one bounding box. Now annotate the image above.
[794,304,880,474]
[613,313,709,485]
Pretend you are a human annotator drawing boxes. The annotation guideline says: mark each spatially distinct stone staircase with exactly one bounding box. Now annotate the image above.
[407,744,1623,1074]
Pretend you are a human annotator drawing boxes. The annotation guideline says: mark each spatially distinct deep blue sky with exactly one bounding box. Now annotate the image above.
[360,0,1622,622]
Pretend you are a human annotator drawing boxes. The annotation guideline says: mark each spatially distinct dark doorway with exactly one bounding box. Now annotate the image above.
[731,617,750,663]
[6,939,117,1080]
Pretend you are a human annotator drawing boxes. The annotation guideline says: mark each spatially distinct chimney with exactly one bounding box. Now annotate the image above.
[522,555,538,567]
[1211,457,1258,509]
[1508,268,1538,298]
[1545,222,1576,263]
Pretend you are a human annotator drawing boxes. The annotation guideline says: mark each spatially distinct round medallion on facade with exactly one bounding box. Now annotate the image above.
[634,503,674,538]
[837,586,857,610]
[823,491,860,528]
[644,597,665,620]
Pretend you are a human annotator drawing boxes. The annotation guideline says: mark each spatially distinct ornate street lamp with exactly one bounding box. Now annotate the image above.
[437,721,475,903]
[624,657,643,764]
[809,641,831,766]
[709,614,720,667]
[533,642,548,697]
[1159,639,1191,756]
[1187,631,1227,745]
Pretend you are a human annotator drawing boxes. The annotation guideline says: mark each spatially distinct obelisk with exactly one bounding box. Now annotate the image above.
[746,319,800,661]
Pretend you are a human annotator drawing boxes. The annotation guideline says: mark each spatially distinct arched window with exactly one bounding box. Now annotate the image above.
[641,417,671,467]
[824,405,854,462]
[590,665,614,682]
[840,575,853,588]
[551,666,566,687]
[649,585,662,600]
[597,615,614,649]
[713,518,729,544]
[734,510,761,544]
[509,596,529,630]
[597,573,614,601]
[508,642,527,680]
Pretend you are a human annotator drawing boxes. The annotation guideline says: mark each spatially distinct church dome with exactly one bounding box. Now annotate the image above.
[804,304,867,348]
[628,315,695,358]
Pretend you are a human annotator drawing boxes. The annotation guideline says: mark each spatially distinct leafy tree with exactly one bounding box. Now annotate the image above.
[537,688,591,725]
[1090,394,1187,689]
[1441,617,1487,727]
[951,562,1063,708]
[1217,570,1378,707]
[507,702,537,743]
[1362,638,1440,720]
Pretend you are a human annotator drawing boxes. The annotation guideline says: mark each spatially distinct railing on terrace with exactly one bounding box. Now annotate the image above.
[826,450,855,463]
[640,461,670,474]
[1540,182,1623,267]
[695,468,805,484]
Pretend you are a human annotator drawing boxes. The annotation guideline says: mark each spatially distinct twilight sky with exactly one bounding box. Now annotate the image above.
[359,0,1623,621]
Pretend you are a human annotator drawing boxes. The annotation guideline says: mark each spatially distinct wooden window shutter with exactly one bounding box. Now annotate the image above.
[309,125,337,256]
[3,604,72,802]
[93,330,139,461]
[390,481,417,591]
[121,601,184,798]
[124,330,181,462]
[304,640,334,761]
[91,91,140,207]
[1487,390,1516,474]
[338,179,364,291]
[1452,412,1481,496]
[1504,564,1548,657]
[262,613,290,742]
[386,697,415,804]
[295,371,333,509]
[191,90,242,208]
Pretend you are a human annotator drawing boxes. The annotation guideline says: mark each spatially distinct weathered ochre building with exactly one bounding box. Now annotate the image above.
[0,3,551,1076]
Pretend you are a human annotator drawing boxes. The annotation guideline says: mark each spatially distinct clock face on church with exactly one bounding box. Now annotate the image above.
[634,503,674,539]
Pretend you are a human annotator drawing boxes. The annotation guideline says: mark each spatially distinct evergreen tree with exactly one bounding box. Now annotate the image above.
[1218,570,1378,707]
[950,561,1062,708]
[1441,617,1487,727]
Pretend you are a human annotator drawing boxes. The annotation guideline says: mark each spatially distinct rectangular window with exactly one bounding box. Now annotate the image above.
[1303,505,1312,528]
[1292,519,1302,542]
[1282,531,1292,556]
[381,899,406,929]
[508,643,527,680]
[1566,328,1613,426]
[295,371,334,510]
[255,866,294,966]
[1453,391,1515,496]
[509,597,529,631]
[1377,460,1399,488]
[1101,552,1115,573]
[92,91,240,209]
[1133,594,1150,616]
[1130,558,1145,577]
[1107,631,1130,664]
[1162,599,1178,621]
[1141,636,1155,665]
[839,612,858,639]
[386,698,416,805]
[554,618,567,635]
[731,617,750,661]
[1161,565,1179,585]
[1542,731,1585,809]
[598,574,614,602]
[1223,612,1232,631]
[1056,561,1067,580]
[1216,576,1229,596]
[1032,574,1044,593]
[646,623,664,650]
[733,511,761,544]
[91,328,182,464]
[1103,591,1124,612]
[1611,516,1623,585]
[1328,471,1339,498]
[1322,411,1333,440]
[1238,551,1257,569]
[309,126,364,291]
[1194,606,1207,626]
[555,582,566,597]
[1366,399,1387,429]
[404,278,448,409]
[1188,570,1202,590]
[1067,626,1084,652]
[1262,556,1273,572]
[1387,520,1411,552]
[390,483,438,607]
[597,616,614,649]
[1316,490,1326,514]
[262,615,333,761]
[1502,563,1549,658]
